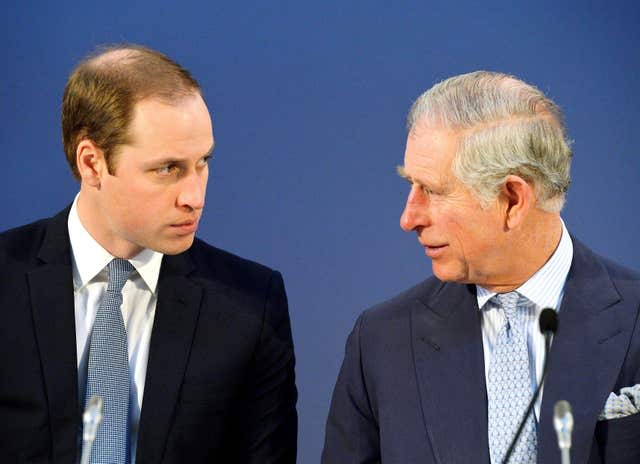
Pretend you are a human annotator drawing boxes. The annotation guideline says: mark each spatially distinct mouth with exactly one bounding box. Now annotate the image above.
[170,219,199,235]
[423,243,448,258]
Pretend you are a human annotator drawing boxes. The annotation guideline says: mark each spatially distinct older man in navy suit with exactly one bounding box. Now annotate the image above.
[0,44,297,463]
[323,71,640,463]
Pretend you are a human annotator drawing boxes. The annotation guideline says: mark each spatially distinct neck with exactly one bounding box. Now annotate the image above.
[482,212,563,293]
[76,189,143,259]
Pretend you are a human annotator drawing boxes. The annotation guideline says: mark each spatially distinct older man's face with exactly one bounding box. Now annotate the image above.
[399,123,507,286]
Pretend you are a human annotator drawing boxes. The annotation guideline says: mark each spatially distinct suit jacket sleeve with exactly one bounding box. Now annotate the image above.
[241,270,298,463]
[322,313,380,463]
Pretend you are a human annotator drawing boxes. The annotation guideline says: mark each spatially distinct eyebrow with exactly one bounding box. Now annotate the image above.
[397,165,423,185]
[397,165,444,192]
[205,143,215,156]
[396,165,409,179]
[145,144,215,166]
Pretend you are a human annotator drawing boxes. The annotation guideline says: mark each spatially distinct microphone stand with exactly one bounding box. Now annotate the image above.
[554,400,574,464]
[502,353,551,463]
[80,395,103,464]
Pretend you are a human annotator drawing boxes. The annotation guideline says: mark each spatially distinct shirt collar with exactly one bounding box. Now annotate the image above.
[68,194,163,293]
[476,219,573,311]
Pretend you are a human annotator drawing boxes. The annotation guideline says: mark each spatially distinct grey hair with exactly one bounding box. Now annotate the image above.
[407,71,572,212]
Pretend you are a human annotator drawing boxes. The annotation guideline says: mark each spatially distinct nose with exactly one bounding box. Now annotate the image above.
[177,169,207,211]
[400,185,429,232]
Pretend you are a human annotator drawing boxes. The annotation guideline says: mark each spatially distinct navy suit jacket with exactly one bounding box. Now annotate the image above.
[0,207,297,463]
[323,239,640,463]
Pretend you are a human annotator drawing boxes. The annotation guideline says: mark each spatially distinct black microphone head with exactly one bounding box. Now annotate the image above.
[539,308,558,335]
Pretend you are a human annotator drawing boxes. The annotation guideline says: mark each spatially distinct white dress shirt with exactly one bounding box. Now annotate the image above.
[477,219,573,420]
[68,196,163,462]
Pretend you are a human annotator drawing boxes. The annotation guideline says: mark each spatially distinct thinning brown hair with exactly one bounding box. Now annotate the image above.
[62,44,201,179]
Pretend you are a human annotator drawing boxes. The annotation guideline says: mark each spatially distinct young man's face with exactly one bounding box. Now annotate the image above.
[90,93,214,257]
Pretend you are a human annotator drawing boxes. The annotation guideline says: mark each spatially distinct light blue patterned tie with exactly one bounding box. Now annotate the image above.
[84,258,134,464]
[487,292,537,464]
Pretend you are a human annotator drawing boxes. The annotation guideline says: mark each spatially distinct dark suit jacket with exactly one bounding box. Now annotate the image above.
[0,207,297,463]
[323,239,640,463]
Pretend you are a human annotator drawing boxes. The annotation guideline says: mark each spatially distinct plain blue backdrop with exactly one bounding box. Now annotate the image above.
[2,1,639,461]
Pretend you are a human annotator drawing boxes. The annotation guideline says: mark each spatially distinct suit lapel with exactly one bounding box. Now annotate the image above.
[136,251,204,463]
[27,207,80,461]
[411,282,490,464]
[538,239,635,464]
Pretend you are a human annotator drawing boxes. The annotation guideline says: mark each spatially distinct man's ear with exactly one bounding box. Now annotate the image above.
[501,175,536,229]
[76,139,107,188]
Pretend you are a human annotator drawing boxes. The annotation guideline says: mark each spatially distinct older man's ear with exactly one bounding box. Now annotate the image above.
[501,174,536,230]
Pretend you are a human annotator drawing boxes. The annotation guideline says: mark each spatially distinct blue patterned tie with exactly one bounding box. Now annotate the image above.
[487,292,537,464]
[84,258,134,464]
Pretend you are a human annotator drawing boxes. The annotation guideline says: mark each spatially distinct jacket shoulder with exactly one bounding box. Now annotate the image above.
[185,238,281,298]
[573,238,640,294]
[600,255,640,282]
[0,217,52,264]
[361,276,446,323]
[188,237,274,274]
[599,255,640,303]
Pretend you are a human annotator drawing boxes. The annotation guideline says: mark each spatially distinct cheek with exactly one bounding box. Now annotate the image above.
[109,184,167,229]
[110,202,151,235]
[467,216,503,257]
[448,211,496,255]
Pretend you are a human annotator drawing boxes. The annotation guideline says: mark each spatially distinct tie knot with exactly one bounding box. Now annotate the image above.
[106,258,135,293]
[494,291,521,321]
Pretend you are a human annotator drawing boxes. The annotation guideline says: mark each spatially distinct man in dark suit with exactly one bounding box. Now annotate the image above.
[0,44,297,463]
[323,71,640,463]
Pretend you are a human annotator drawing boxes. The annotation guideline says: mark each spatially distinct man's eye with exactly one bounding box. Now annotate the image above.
[421,185,433,195]
[198,155,212,167]
[157,164,178,175]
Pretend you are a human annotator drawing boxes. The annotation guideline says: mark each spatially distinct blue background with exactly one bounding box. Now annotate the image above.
[2,1,639,460]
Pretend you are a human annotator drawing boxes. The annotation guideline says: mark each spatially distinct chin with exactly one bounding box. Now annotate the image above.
[155,236,196,255]
[432,265,466,283]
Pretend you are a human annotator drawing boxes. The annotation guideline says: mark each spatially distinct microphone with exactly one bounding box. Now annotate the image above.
[80,395,104,464]
[502,308,558,463]
[539,308,558,351]
[554,400,574,464]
